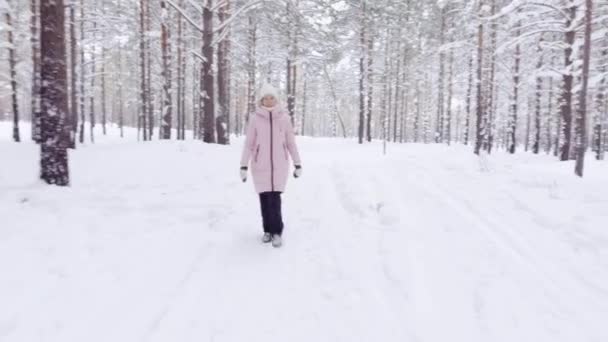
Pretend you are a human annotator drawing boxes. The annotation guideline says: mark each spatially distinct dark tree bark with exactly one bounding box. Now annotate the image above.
[217,0,231,145]
[546,72,555,154]
[69,3,77,148]
[176,0,185,140]
[484,0,497,153]
[5,3,20,142]
[31,0,42,143]
[436,5,446,143]
[101,49,107,136]
[193,63,200,140]
[366,34,373,142]
[302,78,307,136]
[180,37,187,140]
[400,49,409,143]
[446,48,454,145]
[244,19,256,138]
[525,96,531,152]
[286,1,298,128]
[594,35,608,160]
[100,2,107,136]
[474,1,485,155]
[464,50,473,146]
[393,26,403,143]
[40,0,70,186]
[533,37,544,154]
[559,4,577,161]
[201,0,215,143]
[509,20,521,154]
[117,49,124,138]
[247,15,257,119]
[160,0,173,140]
[414,79,420,143]
[575,0,592,177]
[139,0,148,140]
[358,1,366,144]
[78,0,85,144]
[146,0,154,140]
[89,18,97,144]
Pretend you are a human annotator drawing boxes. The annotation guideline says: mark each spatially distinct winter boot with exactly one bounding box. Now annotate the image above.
[271,234,282,248]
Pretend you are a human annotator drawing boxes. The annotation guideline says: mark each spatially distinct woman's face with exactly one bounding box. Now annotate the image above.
[262,95,277,107]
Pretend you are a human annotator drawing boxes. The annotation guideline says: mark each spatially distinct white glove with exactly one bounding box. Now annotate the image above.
[240,168,248,182]
[293,165,302,178]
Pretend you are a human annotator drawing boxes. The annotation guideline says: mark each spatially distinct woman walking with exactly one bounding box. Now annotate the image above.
[240,84,302,248]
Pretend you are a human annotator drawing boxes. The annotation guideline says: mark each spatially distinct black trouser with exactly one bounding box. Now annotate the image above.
[259,191,284,235]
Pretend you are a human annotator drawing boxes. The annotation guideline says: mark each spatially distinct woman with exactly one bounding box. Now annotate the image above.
[240,84,302,248]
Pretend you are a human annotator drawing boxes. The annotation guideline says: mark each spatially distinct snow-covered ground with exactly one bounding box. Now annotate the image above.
[1,122,608,342]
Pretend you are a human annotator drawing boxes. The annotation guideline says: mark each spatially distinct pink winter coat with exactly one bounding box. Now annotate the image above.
[241,106,301,193]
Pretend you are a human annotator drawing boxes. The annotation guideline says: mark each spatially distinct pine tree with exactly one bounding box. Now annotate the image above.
[40,0,70,186]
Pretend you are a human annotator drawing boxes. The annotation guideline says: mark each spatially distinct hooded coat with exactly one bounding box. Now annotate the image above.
[241,105,301,194]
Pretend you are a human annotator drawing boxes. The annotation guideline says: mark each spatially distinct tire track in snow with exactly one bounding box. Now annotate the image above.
[141,242,217,341]
[328,163,417,341]
[403,157,606,339]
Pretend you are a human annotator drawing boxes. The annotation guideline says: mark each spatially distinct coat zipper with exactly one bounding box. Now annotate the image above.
[270,111,275,191]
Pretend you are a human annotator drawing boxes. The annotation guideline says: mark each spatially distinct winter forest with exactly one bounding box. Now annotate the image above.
[1,0,607,177]
[1,0,607,341]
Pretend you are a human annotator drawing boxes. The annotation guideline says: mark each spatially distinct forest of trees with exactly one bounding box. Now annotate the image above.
[0,0,607,183]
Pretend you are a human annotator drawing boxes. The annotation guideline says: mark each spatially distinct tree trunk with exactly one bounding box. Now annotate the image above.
[180,38,187,139]
[78,0,85,144]
[509,21,521,154]
[31,0,42,143]
[594,35,608,160]
[414,79,421,143]
[525,96,532,151]
[146,0,154,140]
[575,0,592,177]
[366,34,373,142]
[546,73,554,154]
[101,48,107,136]
[358,1,366,144]
[464,50,473,146]
[139,0,148,141]
[247,15,257,119]
[436,5,446,143]
[302,78,307,136]
[474,1,485,155]
[100,2,107,136]
[40,0,70,186]
[400,52,408,143]
[533,37,544,154]
[382,28,391,152]
[176,5,183,140]
[160,0,173,140]
[5,3,20,142]
[217,0,231,145]
[201,0,215,143]
[560,4,576,161]
[393,27,402,143]
[193,63,200,140]
[69,3,78,148]
[117,49,124,138]
[89,18,97,144]
[446,48,454,145]
[484,0,497,153]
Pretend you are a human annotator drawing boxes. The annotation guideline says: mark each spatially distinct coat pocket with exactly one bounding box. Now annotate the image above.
[254,145,260,163]
[282,143,288,161]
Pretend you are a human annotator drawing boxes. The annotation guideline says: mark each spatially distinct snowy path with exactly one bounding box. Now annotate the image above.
[1,124,608,342]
